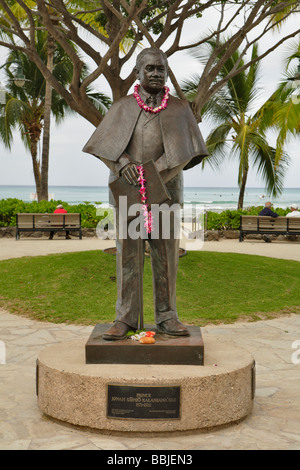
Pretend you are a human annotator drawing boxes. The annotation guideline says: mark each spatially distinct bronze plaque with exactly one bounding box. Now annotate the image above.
[107,384,180,420]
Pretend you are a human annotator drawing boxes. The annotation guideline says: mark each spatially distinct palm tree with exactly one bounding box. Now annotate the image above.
[0,31,111,201]
[182,42,289,209]
[259,38,300,158]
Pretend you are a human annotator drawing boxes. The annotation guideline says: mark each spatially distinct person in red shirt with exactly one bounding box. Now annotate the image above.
[49,204,71,240]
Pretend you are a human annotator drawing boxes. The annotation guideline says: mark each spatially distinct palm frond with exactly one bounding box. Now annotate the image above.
[249,133,290,197]
[180,74,201,101]
[204,123,232,170]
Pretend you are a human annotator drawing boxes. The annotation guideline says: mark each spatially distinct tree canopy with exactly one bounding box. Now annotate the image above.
[190,42,290,208]
[0,1,299,127]
[0,27,111,200]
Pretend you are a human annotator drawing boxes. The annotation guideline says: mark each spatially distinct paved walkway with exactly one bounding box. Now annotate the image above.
[1,237,300,450]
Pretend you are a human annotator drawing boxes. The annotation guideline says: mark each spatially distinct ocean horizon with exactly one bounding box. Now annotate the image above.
[1,184,300,212]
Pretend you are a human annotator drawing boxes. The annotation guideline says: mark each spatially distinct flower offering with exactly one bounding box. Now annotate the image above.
[136,165,153,234]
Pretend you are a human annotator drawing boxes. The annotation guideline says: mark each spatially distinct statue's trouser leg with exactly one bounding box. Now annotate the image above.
[115,223,145,330]
[114,210,180,329]
[148,235,180,326]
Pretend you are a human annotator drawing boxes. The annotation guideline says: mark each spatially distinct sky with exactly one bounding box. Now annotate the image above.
[0,8,299,189]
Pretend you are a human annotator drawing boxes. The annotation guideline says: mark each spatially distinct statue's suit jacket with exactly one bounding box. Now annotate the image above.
[82,94,209,206]
[83,93,208,329]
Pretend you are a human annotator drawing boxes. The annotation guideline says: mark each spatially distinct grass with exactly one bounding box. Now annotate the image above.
[0,250,300,326]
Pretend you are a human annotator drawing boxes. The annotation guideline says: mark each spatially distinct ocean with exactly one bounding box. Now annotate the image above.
[1,184,300,212]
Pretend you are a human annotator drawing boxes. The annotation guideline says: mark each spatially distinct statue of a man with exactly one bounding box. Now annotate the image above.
[83,48,208,340]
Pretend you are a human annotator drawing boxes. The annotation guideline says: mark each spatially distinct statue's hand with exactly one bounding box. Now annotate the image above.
[121,162,139,186]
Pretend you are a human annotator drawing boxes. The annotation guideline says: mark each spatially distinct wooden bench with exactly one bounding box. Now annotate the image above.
[239,215,300,241]
[16,213,82,240]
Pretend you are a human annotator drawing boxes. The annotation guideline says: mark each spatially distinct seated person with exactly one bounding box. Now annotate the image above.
[259,201,278,217]
[49,204,71,240]
[259,201,278,243]
[286,204,300,218]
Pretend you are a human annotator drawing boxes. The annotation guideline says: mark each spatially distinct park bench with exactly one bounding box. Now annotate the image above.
[239,215,300,242]
[16,213,82,240]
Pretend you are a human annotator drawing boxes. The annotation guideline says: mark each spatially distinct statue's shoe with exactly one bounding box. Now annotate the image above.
[157,318,190,336]
[102,322,134,341]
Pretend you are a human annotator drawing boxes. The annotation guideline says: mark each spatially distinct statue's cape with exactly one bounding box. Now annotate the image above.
[82,94,209,171]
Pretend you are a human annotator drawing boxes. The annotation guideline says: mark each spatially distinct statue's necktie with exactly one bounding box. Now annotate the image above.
[146,95,157,108]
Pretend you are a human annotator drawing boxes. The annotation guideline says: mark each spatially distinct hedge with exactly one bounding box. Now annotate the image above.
[205,206,290,230]
[0,198,112,228]
[0,198,292,231]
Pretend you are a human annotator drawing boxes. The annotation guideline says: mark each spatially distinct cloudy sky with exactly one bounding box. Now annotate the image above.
[0,8,299,189]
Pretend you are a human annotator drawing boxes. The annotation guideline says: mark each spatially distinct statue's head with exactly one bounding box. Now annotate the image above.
[135,48,168,94]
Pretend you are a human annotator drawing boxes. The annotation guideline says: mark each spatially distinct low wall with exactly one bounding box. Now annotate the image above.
[0,227,95,238]
[1,226,299,241]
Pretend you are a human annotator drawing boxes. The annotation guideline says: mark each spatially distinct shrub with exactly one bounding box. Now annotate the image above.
[0,198,109,228]
[0,199,291,231]
[205,206,290,230]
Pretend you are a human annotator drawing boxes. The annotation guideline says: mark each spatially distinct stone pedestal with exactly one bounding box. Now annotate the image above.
[85,324,204,365]
[37,335,255,432]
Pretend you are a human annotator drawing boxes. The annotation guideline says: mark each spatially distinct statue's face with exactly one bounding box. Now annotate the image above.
[137,52,167,94]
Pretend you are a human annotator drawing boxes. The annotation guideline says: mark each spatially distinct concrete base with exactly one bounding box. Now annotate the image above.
[37,337,255,432]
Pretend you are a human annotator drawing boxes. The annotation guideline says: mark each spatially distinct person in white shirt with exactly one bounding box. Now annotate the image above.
[286,204,300,217]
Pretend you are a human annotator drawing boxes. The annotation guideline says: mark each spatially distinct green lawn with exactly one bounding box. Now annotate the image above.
[0,250,299,326]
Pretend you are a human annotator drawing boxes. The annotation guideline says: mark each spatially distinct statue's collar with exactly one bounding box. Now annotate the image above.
[138,85,164,104]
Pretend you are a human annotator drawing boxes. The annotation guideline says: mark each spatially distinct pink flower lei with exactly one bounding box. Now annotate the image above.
[136,165,153,234]
[134,84,170,114]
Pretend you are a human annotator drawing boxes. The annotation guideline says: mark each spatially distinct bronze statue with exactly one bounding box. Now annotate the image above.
[83,48,208,340]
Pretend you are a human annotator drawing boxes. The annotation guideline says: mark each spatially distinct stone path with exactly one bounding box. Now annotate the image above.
[0,237,300,450]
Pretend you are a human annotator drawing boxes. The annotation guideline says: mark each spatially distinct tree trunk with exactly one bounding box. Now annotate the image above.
[30,138,42,201]
[40,34,55,201]
[238,166,248,210]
